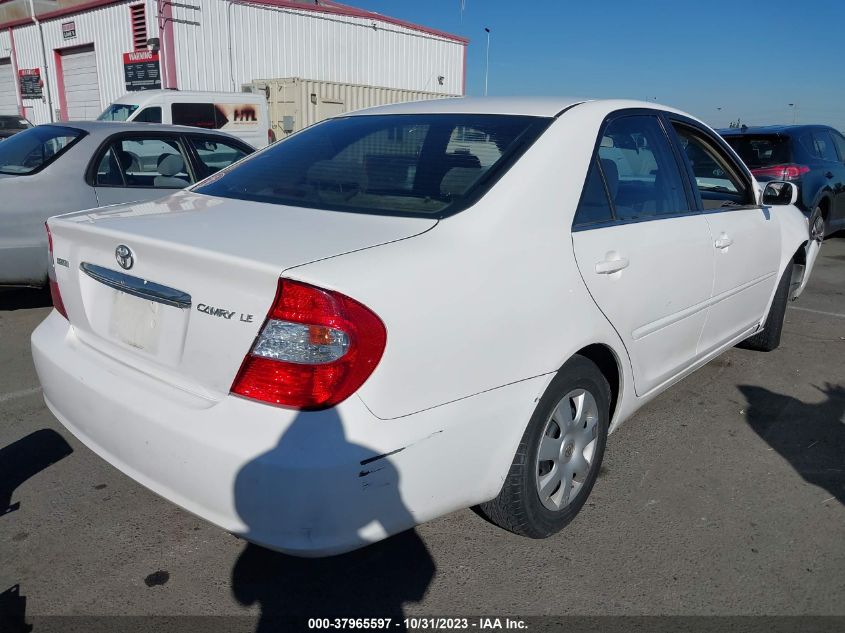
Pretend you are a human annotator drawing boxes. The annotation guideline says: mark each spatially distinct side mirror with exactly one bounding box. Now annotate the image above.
[762,181,799,206]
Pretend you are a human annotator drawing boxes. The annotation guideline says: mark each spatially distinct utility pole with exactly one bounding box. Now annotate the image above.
[484,27,490,97]
[28,0,54,121]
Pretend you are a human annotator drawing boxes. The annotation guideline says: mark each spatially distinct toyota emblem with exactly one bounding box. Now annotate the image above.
[115,245,134,270]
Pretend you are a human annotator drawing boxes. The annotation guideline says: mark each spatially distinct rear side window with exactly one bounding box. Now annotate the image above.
[673,123,754,209]
[0,125,83,175]
[194,114,550,217]
[172,103,218,129]
[596,115,689,220]
[574,158,613,226]
[832,130,845,161]
[803,129,840,162]
[172,103,258,130]
[723,135,792,168]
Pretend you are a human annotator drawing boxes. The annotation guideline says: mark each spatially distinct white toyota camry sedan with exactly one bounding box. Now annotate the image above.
[32,97,821,556]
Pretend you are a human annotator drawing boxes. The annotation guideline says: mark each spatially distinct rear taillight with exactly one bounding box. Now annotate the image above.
[268,128,276,144]
[751,164,810,181]
[45,223,68,319]
[231,279,386,410]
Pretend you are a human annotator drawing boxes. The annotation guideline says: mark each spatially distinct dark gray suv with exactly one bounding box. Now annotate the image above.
[720,124,845,238]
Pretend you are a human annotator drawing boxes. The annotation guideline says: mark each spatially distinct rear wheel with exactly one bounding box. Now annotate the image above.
[810,206,826,243]
[476,355,610,538]
[738,260,793,352]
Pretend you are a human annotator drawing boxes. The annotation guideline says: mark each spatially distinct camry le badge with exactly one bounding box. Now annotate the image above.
[115,245,134,270]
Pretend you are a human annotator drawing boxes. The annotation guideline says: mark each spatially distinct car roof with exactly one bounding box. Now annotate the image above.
[43,120,239,137]
[718,124,828,136]
[346,96,696,120]
[347,96,586,117]
[111,89,265,102]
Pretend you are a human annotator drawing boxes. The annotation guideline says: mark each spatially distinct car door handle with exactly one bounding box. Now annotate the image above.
[715,236,733,249]
[595,257,629,275]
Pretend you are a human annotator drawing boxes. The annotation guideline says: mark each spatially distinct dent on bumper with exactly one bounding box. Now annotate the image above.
[32,311,546,556]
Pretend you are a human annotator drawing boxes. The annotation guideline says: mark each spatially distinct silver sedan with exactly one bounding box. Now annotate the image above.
[0,121,253,287]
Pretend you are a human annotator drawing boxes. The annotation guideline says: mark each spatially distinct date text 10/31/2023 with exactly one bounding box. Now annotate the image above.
[307,617,528,630]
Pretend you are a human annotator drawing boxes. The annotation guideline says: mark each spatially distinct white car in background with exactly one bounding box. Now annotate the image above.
[32,97,820,556]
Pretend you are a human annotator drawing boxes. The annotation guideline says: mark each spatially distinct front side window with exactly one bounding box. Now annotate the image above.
[98,103,139,121]
[0,125,83,175]
[673,123,754,209]
[134,107,162,123]
[188,137,250,177]
[94,136,193,188]
[596,115,689,220]
[194,114,550,217]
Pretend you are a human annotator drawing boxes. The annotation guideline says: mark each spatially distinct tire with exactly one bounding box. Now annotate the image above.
[476,355,610,538]
[738,260,793,352]
[809,206,826,243]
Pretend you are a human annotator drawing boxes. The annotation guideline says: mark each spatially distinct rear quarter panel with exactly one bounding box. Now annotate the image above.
[0,138,98,285]
[285,102,636,423]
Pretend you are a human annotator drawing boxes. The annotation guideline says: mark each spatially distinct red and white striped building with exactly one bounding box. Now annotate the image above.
[0,0,467,124]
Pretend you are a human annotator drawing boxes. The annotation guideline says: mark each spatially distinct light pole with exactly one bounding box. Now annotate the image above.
[484,27,490,97]
[788,102,798,124]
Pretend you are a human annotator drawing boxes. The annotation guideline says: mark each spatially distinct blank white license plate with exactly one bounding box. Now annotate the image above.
[108,290,162,353]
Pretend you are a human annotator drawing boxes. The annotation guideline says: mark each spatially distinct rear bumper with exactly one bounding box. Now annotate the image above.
[32,311,546,556]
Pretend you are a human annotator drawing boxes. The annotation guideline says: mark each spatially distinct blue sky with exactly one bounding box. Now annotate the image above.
[354,0,845,131]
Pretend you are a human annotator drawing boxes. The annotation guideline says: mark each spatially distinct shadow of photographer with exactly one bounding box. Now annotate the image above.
[739,382,845,505]
[0,429,72,633]
[1,429,73,519]
[230,408,435,632]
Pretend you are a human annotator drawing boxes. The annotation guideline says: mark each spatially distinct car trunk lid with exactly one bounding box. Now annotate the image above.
[48,191,436,400]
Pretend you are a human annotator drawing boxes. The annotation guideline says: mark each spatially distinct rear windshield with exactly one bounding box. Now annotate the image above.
[723,135,792,168]
[0,125,84,175]
[98,103,139,121]
[0,116,31,131]
[193,114,551,217]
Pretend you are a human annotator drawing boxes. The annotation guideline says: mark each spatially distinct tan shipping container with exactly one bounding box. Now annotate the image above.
[243,77,457,139]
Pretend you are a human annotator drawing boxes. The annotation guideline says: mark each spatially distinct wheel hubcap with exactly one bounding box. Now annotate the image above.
[535,388,600,512]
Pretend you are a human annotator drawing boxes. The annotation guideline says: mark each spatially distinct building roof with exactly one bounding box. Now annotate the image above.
[247,0,468,44]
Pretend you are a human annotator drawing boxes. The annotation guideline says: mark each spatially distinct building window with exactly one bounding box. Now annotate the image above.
[130,4,148,51]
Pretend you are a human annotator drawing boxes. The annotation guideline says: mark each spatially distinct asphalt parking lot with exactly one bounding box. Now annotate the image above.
[1,237,843,625]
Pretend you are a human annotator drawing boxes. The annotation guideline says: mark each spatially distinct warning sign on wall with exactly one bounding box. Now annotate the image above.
[62,21,76,40]
[19,68,42,99]
[122,50,161,91]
